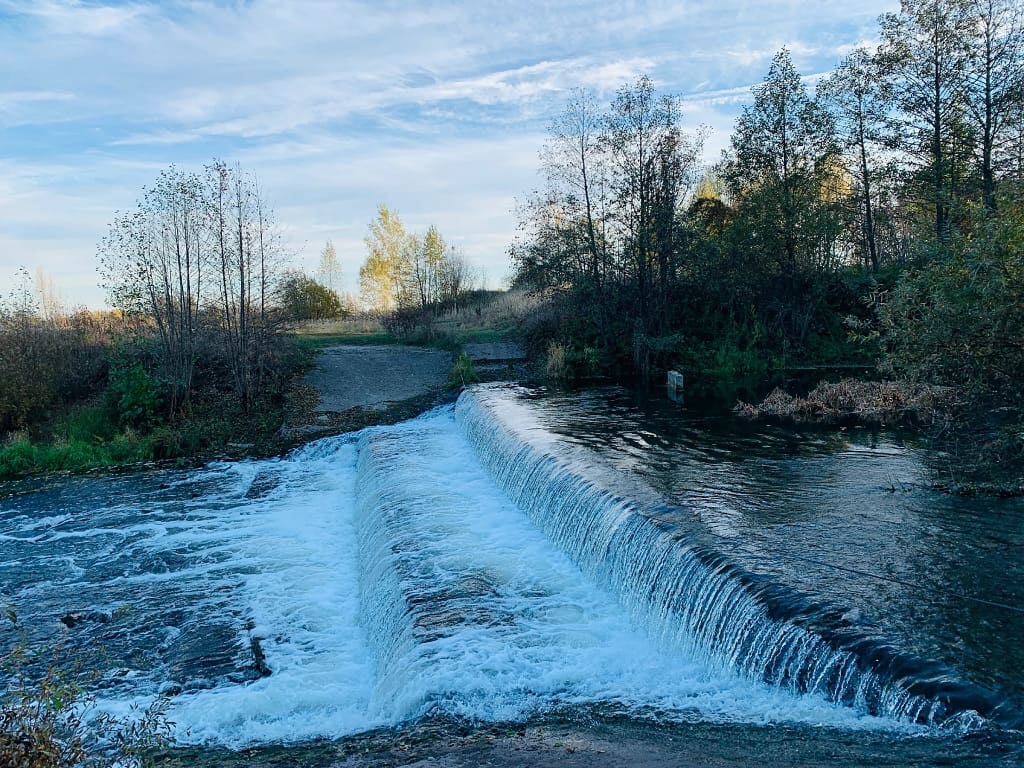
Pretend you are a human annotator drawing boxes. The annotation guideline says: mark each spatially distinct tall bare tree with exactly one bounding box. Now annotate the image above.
[99,167,206,415]
[819,48,893,272]
[964,0,1024,212]
[207,161,283,412]
[542,88,610,286]
[604,75,702,335]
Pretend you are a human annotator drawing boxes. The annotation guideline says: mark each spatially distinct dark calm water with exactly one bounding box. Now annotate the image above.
[520,385,1024,716]
[1,384,1022,765]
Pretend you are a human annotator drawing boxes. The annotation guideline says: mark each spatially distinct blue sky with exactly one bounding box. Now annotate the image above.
[0,0,898,307]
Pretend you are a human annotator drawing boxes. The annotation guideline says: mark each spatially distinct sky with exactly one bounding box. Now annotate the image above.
[0,0,900,308]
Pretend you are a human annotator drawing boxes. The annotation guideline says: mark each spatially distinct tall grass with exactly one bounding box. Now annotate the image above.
[0,428,153,479]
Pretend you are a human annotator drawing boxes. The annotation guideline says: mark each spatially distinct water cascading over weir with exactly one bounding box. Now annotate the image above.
[453,385,1021,729]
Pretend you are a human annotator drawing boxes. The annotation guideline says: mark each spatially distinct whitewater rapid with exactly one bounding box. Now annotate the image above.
[3,389,962,748]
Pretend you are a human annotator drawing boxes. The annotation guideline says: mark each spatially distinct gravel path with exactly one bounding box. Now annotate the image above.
[303,345,453,413]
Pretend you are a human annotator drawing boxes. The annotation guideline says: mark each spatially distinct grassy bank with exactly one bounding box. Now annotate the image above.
[0,389,294,481]
[0,313,504,481]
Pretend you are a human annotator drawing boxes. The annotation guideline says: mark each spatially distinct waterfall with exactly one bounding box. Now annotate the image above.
[455,386,1019,729]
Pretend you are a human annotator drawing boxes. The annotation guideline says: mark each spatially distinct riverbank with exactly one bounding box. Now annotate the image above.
[732,377,1024,494]
[0,341,467,481]
[160,716,1022,768]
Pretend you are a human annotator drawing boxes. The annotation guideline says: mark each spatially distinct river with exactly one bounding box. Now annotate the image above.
[1,383,1022,765]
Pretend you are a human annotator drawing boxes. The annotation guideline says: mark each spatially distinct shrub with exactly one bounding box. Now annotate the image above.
[545,342,570,381]
[0,436,39,478]
[148,424,203,460]
[1,612,174,767]
[105,365,162,430]
[447,353,480,389]
[544,341,601,382]
[279,274,346,321]
[882,207,1024,405]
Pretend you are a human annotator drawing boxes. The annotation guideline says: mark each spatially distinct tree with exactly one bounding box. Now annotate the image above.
[318,239,341,292]
[359,205,414,313]
[99,166,206,416]
[207,161,284,412]
[819,48,893,273]
[879,0,974,248]
[437,244,475,310]
[279,272,345,321]
[406,225,444,310]
[34,268,64,323]
[100,161,286,416]
[882,203,1024,401]
[724,49,837,275]
[964,0,1024,212]
[604,75,701,333]
[541,88,610,287]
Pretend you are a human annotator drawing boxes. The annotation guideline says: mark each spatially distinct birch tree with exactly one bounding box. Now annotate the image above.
[359,205,414,312]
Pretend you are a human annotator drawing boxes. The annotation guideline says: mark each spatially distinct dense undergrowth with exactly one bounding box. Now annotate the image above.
[0,328,304,481]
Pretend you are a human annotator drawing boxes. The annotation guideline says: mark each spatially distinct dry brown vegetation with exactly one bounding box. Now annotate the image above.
[734,379,953,426]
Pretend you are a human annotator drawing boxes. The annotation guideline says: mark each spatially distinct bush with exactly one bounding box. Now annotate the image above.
[279,274,346,321]
[544,341,602,382]
[0,436,39,478]
[0,304,111,434]
[447,353,480,389]
[149,424,203,460]
[105,364,162,430]
[1,613,174,767]
[882,209,1024,405]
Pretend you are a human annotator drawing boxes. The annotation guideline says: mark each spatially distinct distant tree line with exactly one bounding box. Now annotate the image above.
[512,0,1024,403]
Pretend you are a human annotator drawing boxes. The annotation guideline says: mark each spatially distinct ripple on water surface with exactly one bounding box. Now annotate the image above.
[2,394,1014,750]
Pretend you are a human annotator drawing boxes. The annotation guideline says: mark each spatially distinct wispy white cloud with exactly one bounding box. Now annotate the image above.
[0,0,901,305]
[0,0,145,35]
[0,90,75,110]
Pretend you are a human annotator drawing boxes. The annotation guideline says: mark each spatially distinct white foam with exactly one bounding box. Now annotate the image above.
[44,407,907,749]
[350,412,897,734]
[158,440,379,745]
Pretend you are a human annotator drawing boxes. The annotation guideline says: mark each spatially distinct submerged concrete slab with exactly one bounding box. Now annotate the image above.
[462,342,527,362]
[304,345,452,412]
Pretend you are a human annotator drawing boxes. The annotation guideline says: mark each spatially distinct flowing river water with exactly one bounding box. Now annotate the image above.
[1,384,1022,765]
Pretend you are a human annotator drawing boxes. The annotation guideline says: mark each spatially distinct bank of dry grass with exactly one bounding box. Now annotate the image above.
[734,379,953,426]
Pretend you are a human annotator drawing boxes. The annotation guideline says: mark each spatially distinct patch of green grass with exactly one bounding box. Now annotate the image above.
[0,385,293,480]
[447,352,480,389]
[0,432,154,479]
[292,332,401,351]
[56,405,117,443]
